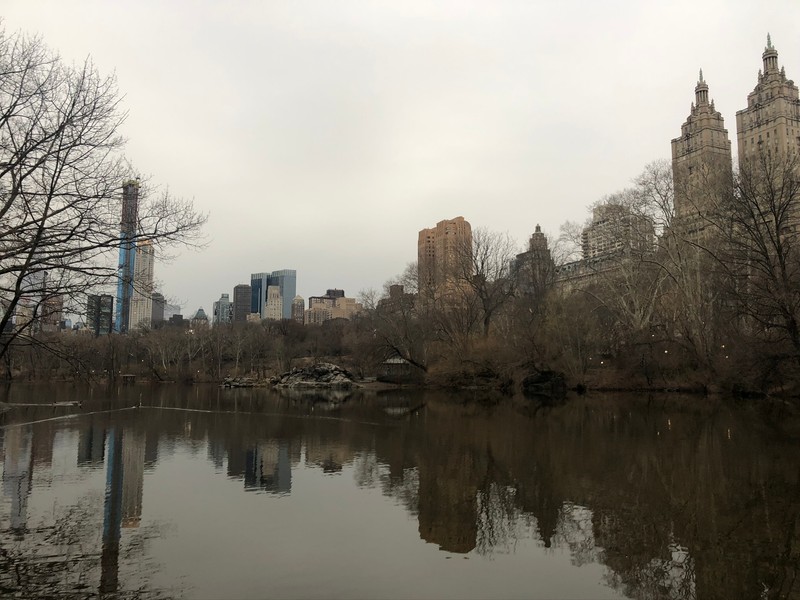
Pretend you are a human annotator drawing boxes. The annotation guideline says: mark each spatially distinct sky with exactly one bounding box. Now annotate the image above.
[5,1,800,315]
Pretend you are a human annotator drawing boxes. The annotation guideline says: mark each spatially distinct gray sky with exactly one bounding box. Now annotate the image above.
[5,1,800,314]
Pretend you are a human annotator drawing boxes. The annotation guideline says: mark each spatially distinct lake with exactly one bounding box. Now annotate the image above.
[0,383,798,599]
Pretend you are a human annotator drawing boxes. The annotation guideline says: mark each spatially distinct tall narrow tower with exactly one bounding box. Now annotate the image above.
[129,240,154,330]
[116,180,139,333]
[736,35,800,167]
[671,70,732,223]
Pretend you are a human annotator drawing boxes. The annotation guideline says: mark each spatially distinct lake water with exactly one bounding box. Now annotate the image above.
[0,383,798,599]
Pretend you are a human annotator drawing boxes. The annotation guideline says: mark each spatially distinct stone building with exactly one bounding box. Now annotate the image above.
[305,290,362,325]
[736,36,800,168]
[514,224,555,298]
[671,70,733,239]
[581,204,655,259]
[291,295,305,324]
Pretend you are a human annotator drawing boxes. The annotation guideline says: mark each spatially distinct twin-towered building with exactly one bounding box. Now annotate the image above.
[519,36,800,290]
[671,35,800,228]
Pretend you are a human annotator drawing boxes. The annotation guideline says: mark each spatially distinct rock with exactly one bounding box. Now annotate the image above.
[522,370,567,400]
[222,377,259,388]
[273,363,358,389]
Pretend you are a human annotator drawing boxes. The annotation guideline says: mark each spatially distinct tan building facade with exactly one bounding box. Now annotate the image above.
[129,240,154,330]
[671,71,733,225]
[736,36,800,168]
[265,285,283,321]
[417,216,472,296]
[305,292,362,325]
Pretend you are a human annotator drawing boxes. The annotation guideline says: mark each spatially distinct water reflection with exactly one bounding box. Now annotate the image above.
[0,385,797,599]
[2,425,32,535]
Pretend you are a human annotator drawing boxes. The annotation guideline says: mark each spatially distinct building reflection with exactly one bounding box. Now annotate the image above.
[99,424,146,595]
[1,426,33,536]
[100,427,124,595]
[121,428,145,528]
[0,388,798,600]
[77,425,105,467]
[244,442,292,493]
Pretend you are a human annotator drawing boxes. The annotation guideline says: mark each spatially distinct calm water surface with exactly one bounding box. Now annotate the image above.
[0,384,798,599]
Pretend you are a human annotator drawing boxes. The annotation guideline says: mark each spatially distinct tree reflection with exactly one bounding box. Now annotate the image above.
[0,386,798,599]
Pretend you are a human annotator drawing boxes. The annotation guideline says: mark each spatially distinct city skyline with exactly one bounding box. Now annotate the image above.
[4,2,800,312]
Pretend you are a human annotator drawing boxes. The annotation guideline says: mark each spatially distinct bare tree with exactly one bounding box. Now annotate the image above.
[0,27,206,366]
[710,150,800,363]
[369,263,433,372]
[454,227,520,338]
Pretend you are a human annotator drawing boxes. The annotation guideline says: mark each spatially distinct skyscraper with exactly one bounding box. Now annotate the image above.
[250,273,269,317]
[514,225,555,298]
[151,292,165,326]
[250,270,297,320]
[116,180,139,333]
[671,71,733,226]
[232,284,251,323]
[213,293,231,325]
[736,36,800,168]
[291,295,305,324]
[265,285,283,321]
[417,217,472,296]
[129,240,154,330]
[268,269,297,320]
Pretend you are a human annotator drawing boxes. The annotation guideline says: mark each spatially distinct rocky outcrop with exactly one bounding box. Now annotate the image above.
[272,363,358,389]
[221,377,262,388]
[521,370,567,400]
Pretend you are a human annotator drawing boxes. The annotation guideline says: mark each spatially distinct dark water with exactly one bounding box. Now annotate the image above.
[0,384,798,599]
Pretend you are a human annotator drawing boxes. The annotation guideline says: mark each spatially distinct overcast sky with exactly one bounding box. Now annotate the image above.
[5,1,800,314]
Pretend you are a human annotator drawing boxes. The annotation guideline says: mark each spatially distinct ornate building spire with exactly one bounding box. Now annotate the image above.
[763,33,779,73]
[695,69,709,106]
[672,70,732,222]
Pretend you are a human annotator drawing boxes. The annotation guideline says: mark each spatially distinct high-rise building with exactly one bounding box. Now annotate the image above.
[514,224,556,297]
[417,217,472,295]
[269,269,297,320]
[87,294,114,337]
[581,204,655,259]
[291,296,305,324]
[305,289,363,325]
[129,240,154,330]
[736,36,800,169]
[212,293,232,325]
[232,284,251,323]
[671,71,733,224]
[250,270,297,320]
[116,180,139,333]
[40,295,63,333]
[250,273,268,316]
[151,292,165,326]
[265,285,283,321]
